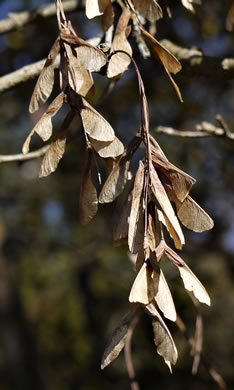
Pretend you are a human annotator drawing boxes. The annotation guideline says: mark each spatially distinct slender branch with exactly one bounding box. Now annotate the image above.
[124,313,141,390]
[0,0,85,35]
[0,33,103,94]
[176,315,227,390]
[156,117,234,140]
[161,40,234,80]
[0,57,59,93]
[0,145,49,163]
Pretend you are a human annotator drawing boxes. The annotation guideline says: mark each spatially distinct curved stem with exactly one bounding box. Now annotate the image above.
[124,313,141,390]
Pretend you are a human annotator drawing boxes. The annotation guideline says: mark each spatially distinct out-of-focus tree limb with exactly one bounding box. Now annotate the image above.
[161,40,234,80]
[0,33,103,93]
[1,44,234,94]
[156,115,234,140]
[0,57,59,93]
[0,146,49,163]
[0,0,85,35]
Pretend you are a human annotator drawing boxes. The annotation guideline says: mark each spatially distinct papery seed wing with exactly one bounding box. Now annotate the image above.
[132,0,163,22]
[90,136,124,158]
[107,8,132,79]
[129,262,159,304]
[128,160,145,253]
[114,193,132,246]
[39,110,75,178]
[150,135,196,202]
[101,308,138,369]
[29,38,60,113]
[176,196,214,232]
[145,303,178,370]
[23,92,64,154]
[99,159,131,203]
[150,164,185,249]
[69,90,115,142]
[80,148,98,225]
[165,246,211,306]
[155,269,177,322]
[141,27,183,101]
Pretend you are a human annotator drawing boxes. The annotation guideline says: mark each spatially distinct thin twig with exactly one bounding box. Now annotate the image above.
[124,313,141,390]
[176,315,227,390]
[156,118,234,140]
[0,0,85,35]
[161,39,234,80]
[0,145,49,163]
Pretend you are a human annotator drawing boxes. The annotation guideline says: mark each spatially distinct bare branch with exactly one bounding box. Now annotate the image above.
[0,145,49,163]
[176,315,227,390]
[161,40,234,80]
[156,117,234,140]
[0,57,59,93]
[0,0,85,35]
[124,313,141,390]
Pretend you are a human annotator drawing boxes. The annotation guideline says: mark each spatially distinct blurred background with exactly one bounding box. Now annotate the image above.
[0,0,233,389]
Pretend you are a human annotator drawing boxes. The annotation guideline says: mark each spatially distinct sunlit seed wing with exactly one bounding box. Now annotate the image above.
[145,303,178,371]
[29,37,60,113]
[69,90,115,142]
[155,269,177,322]
[107,8,132,79]
[165,246,211,306]
[90,136,124,158]
[23,92,64,154]
[129,262,159,304]
[150,164,185,249]
[39,110,75,178]
[176,196,214,232]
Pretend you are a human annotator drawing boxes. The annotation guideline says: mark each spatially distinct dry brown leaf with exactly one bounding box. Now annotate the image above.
[145,303,178,370]
[68,89,115,142]
[101,308,137,369]
[165,246,211,306]
[23,92,64,154]
[90,136,124,158]
[107,8,132,79]
[176,195,214,232]
[155,269,177,322]
[80,148,98,225]
[99,159,131,203]
[29,38,60,113]
[132,0,163,22]
[150,164,185,249]
[129,261,159,304]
